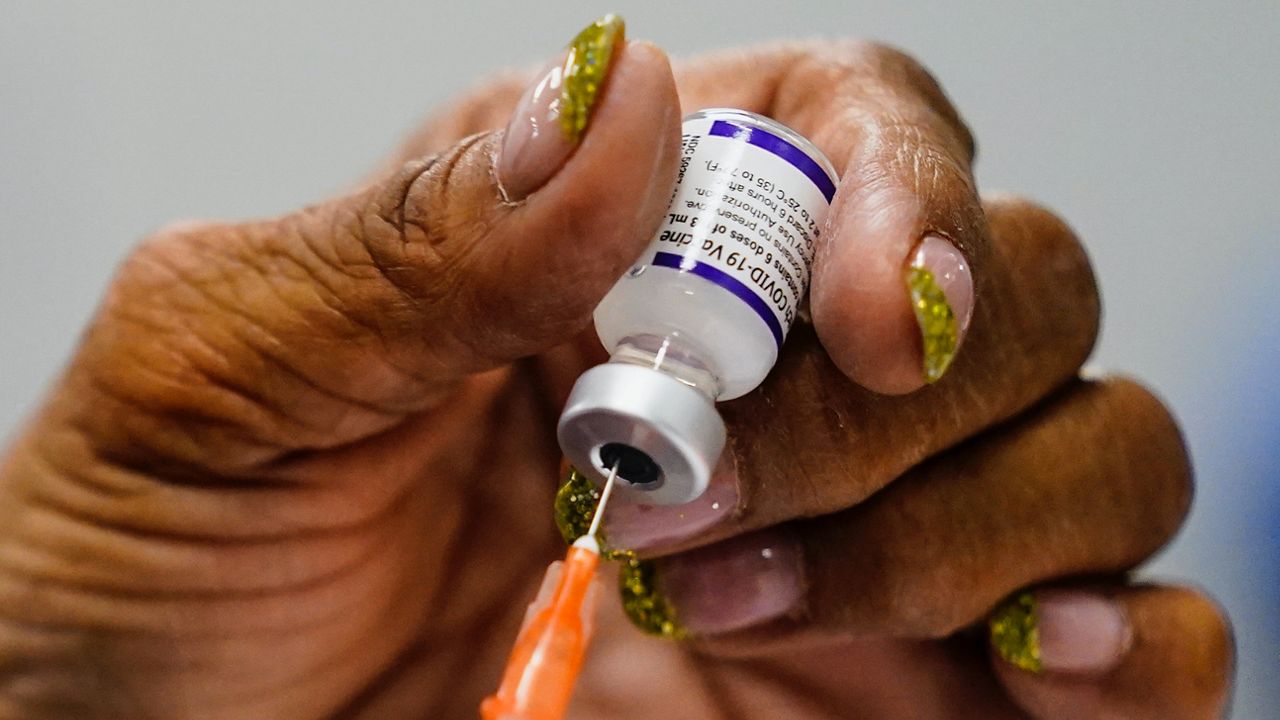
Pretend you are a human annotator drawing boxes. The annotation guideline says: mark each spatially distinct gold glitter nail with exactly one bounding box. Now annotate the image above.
[990,592,1042,673]
[554,464,684,637]
[553,464,629,561]
[554,465,601,545]
[559,14,625,142]
[906,264,959,383]
[618,553,686,639]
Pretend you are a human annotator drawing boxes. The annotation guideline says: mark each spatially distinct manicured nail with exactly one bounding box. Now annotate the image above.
[1035,591,1132,673]
[553,464,597,545]
[990,591,1132,675]
[990,592,1042,672]
[559,14,624,141]
[552,463,632,562]
[905,234,974,383]
[603,456,740,552]
[619,528,805,638]
[497,14,625,200]
[618,556,685,639]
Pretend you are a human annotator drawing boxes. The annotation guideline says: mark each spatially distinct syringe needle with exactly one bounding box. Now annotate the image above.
[585,461,620,541]
[479,463,620,720]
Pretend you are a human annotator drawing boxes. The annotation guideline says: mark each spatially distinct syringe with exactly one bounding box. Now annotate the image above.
[479,462,620,720]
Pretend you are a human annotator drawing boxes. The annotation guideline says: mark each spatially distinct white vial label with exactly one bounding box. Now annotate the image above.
[647,112,836,347]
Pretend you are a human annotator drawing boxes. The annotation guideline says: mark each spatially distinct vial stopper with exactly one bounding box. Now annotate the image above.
[557,363,726,505]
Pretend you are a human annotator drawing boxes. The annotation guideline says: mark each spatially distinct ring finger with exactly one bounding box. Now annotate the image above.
[613,377,1190,643]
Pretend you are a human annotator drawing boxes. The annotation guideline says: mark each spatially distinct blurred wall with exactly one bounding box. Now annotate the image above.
[2,1,1276,715]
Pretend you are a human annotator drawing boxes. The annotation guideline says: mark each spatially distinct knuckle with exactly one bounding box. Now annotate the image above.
[986,194,1089,271]
[795,38,930,77]
[1177,587,1236,680]
[89,221,386,470]
[985,193,1100,346]
[360,131,501,303]
[813,523,974,638]
[1145,585,1236,712]
[82,227,270,467]
[129,219,225,271]
[116,219,237,312]
[1099,377,1195,539]
[983,194,1073,237]
[871,120,977,197]
[849,40,928,76]
[837,40,975,161]
[850,558,971,637]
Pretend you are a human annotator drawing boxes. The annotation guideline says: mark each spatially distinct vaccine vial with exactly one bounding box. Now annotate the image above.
[558,108,838,505]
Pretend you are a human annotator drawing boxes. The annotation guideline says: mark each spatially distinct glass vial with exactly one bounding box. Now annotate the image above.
[559,108,837,505]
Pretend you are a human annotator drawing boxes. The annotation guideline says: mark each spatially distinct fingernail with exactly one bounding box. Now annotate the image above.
[619,528,805,638]
[603,456,740,552]
[990,592,1042,673]
[905,234,974,383]
[553,464,637,563]
[497,14,625,200]
[990,591,1132,675]
[553,465,602,546]
[1036,591,1132,673]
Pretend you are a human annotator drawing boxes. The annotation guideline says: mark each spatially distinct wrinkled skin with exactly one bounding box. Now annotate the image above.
[0,39,1232,719]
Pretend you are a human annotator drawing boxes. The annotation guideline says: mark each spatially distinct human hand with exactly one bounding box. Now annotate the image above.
[0,15,1231,719]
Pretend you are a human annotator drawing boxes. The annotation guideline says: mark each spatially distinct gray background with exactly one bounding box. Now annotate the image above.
[2,1,1276,716]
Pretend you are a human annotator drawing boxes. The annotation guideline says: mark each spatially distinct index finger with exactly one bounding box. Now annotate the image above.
[600,196,1098,555]
[673,41,983,394]
[395,40,982,394]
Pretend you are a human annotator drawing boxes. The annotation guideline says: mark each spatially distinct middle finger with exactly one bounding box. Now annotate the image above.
[602,195,1099,554]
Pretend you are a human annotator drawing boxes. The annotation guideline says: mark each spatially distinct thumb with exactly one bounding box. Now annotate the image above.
[65,16,680,469]
[353,16,679,368]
